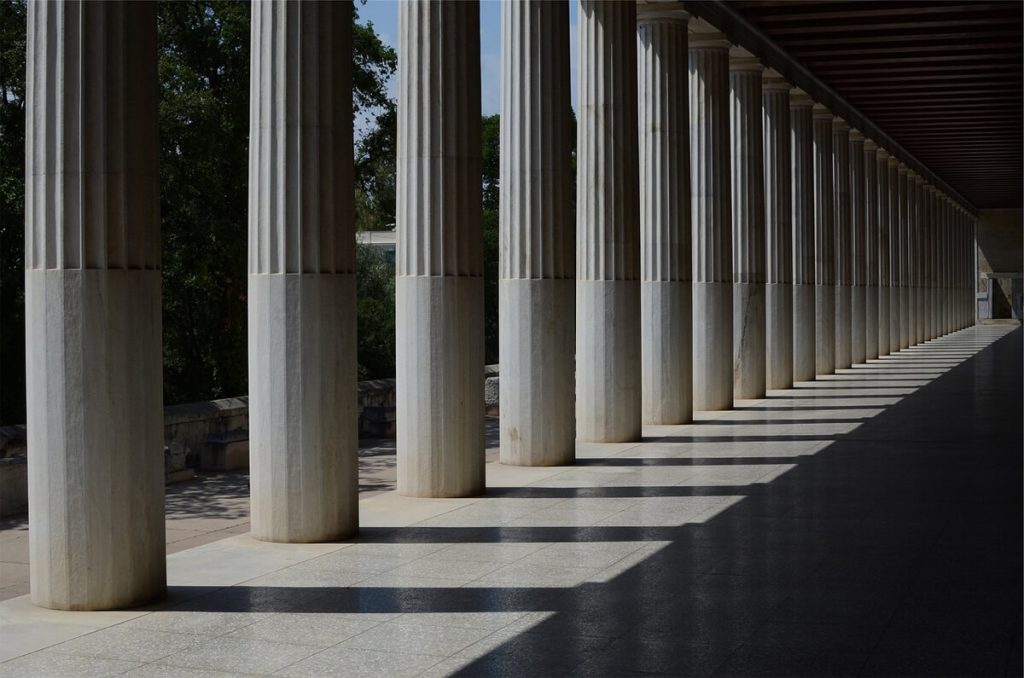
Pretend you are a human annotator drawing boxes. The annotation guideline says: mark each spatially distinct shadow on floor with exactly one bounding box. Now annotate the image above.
[159,327,1022,677]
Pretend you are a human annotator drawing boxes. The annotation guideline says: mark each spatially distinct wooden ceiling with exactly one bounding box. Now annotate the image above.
[731,0,1023,210]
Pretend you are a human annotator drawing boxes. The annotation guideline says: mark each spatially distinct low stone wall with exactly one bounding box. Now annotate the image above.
[0,367,501,517]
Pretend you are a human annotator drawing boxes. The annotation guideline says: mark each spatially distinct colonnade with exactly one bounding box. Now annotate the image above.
[23,0,978,610]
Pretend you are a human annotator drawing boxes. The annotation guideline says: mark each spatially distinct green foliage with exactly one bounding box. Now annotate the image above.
[353,4,398,233]
[158,1,401,401]
[158,1,252,405]
[0,0,26,424]
[355,245,395,380]
[481,114,500,363]
[0,1,503,417]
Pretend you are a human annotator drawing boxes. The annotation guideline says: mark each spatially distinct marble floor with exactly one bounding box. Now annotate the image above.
[0,325,1020,677]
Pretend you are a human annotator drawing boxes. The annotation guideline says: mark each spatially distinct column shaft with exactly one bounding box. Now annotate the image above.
[248,0,358,542]
[25,0,165,609]
[690,29,733,410]
[578,0,642,439]
[897,165,909,350]
[864,139,878,360]
[397,1,484,496]
[833,120,852,369]
[925,187,935,340]
[763,72,792,390]
[909,170,917,350]
[730,53,765,399]
[813,105,835,375]
[876,149,891,356]
[849,131,866,364]
[639,10,691,424]
[790,91,815,382]
[499,0,575,464]
[944,199,951,334]
[888,158,901,352]
[917,176,925,346]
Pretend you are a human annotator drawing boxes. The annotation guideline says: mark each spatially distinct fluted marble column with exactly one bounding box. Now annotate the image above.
[932,192,941,337]
[638,8,691,425]
[951,202,958,332]
[499,0,574,464]
[943,197,952,335]
[813,104,835,375]
[933,189,937,340]
[924,186,936,341]
[897,164,909,350]
[942,197,951,334]
[877,148,891,356]
[911,174,924,345]
[730,49,765,400]
[248,0,358,542]
[833,119,851,369]
[397,1,484,496]
[578,0,641,439]
[763,71,792,390]
[690,24,733,410]
[907,170,918,346]
[863,139,878,360]
[849,130,866,364]
[25,1,164,610]
[937,192,942,337]
[888,157,901,352]
[791,90,815,382]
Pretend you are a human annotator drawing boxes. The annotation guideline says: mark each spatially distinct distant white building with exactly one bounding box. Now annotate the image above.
[356,230,396,264]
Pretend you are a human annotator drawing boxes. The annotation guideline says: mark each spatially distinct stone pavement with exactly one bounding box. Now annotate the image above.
[0,326,1020,677]
[0,420,502,603]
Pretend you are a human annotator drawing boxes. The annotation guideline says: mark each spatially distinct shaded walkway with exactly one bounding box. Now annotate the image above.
[0,326,1019,677]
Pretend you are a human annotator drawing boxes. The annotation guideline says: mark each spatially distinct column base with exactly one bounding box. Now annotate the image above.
[766,282,793,390]
[577,279,642,442]
[397,275,485,497]
[793,283,815,382]
[500,278,575,466]
[865,284,878,360]
[642,280,693,425]
[835,284,851,369]
[26,269,165,610]
[734,281,766,399]
[816,283,835,375]
[249,273,358,542]
[878,286,891,357]
[899,287,910,350]
[694,281,733,411]
[852,285,866,364]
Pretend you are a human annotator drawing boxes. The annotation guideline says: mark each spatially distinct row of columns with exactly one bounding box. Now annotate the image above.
[24,0,979,610]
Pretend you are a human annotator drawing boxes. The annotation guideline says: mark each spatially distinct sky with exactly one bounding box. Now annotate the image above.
[356,0,580,116]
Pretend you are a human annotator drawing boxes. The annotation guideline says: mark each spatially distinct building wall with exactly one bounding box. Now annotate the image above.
[976,209,1023,320]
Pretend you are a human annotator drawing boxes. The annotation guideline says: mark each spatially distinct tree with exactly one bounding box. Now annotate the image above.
[158,1,402,402]
[0,0,26,425]
[0,1,407,421]
[158,1,252,405]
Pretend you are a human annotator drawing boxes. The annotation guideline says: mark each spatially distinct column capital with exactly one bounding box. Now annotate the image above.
[898,162,909,175]
[864,138,878,151]
[729,45,762,71]
[832,117,850,132]
[688,17,729,49]
[887,155,899,168]
[849,128,865,143]
[812,102,832,119]
[762,68,791,91]
[636,1,689,23]
[790,87,814,107]
[907,168,917,180]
